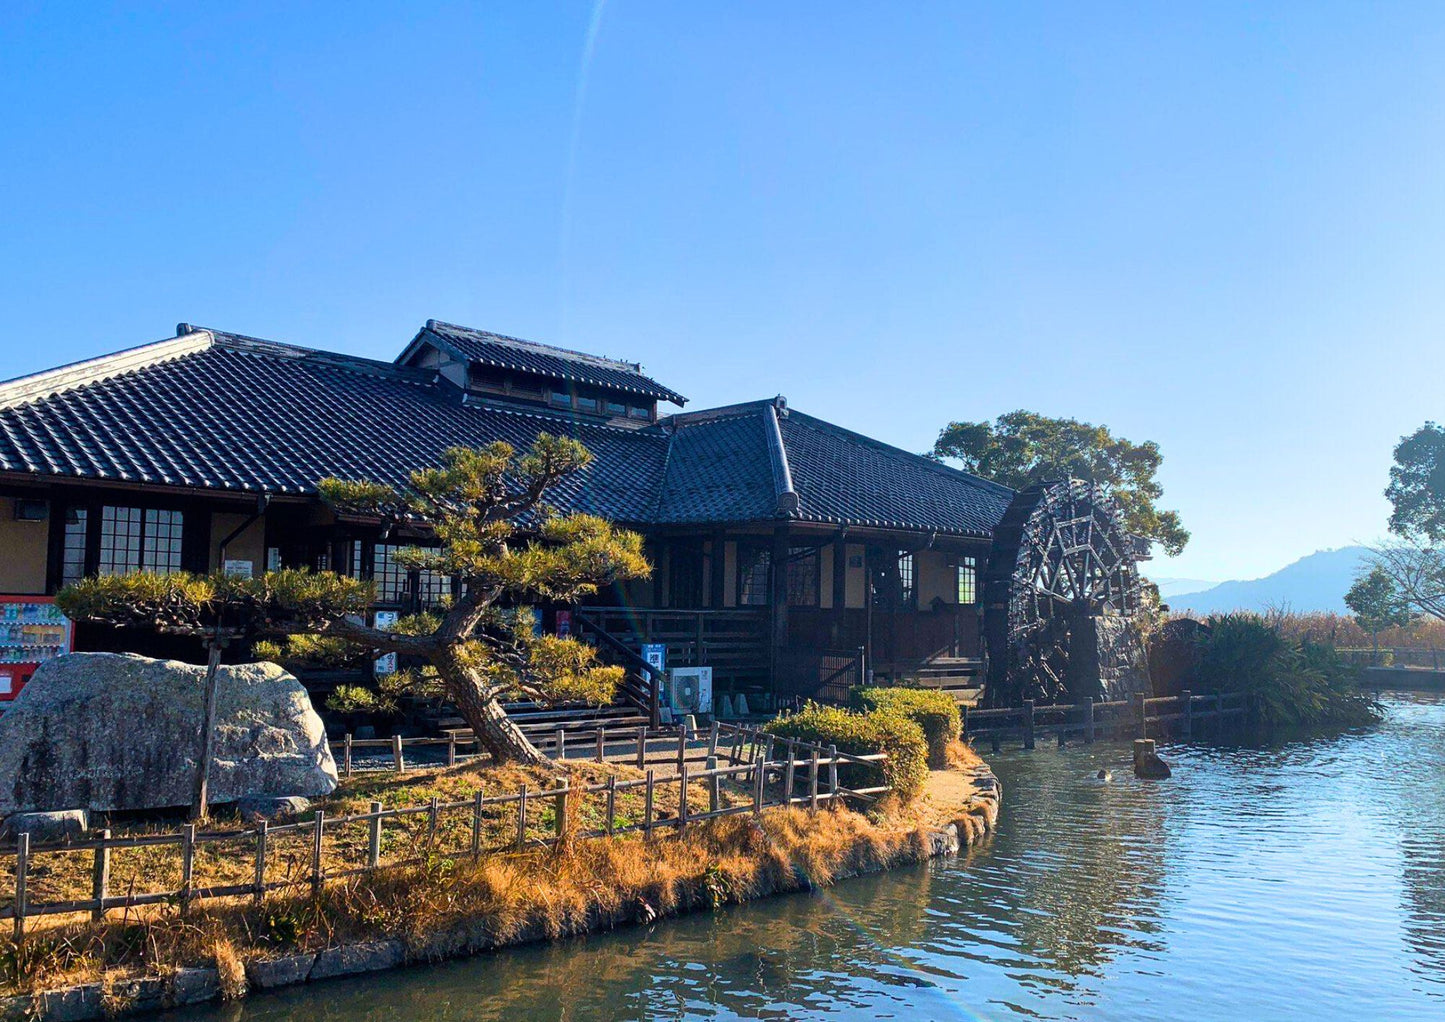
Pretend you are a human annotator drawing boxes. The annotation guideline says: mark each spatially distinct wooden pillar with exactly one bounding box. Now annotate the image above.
[1023,699,1036,750]
[1181,689,1193,738]
[832,532,848,636]
[769,524,791,695]
[709,532,727,609]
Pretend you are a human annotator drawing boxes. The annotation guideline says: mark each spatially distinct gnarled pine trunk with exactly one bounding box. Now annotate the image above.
[434,656,549,766]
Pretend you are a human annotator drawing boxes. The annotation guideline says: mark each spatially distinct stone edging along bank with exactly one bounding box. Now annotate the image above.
[3,764,1000,1021]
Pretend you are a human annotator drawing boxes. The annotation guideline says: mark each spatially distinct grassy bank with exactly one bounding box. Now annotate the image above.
[2,754,991,1006]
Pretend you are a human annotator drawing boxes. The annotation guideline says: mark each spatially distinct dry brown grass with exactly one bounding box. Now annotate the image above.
[1,798,935,999]
[1,758,743,928]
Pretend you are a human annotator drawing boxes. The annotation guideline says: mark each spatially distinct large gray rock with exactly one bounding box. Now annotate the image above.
[0,809,89,843]
[0,653,337,814]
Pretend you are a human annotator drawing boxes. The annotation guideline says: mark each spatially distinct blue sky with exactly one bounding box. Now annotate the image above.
[2,2,1442,581]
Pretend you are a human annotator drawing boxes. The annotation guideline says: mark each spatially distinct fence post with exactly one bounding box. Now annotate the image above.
[556,782,569,847]
[516,785,529,851]
[677,763,690,832]
[1023,699,1036,750]
[253,821,268,903]
[596,728,606,764]
[392,734,405,773]
[784,739,797,806]
[368,801,383,868]
[555,727,565,761]
[644,770,655,835]
[961,705,968,741]
[826,744,839,800]
[753,756,765,815]
[473,789,485,857]
[706,756,720,813]
[447,735,458,768]
[636,727,647,770]
[426,797,439,856]
[91,828,111,922]
[1135,693,1148,738]
[708,720,720,757]
[808,748,820,811]
[312,811,325,894]
[344,733,353,777]
[605,776,617,836]
[1084,697,1095,743]
[677,722,690,773]
[179,823,197,916]
[13,834,28,946]
[1181,689,1193,738]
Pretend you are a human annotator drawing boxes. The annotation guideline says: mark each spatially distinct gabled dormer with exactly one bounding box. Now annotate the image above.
[396,320,686,424]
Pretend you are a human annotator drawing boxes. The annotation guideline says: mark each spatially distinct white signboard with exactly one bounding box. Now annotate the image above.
[222,559,254,579]
[373,610,399,676]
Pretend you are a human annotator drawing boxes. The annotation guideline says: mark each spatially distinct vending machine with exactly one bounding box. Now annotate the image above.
[0,596,74,703]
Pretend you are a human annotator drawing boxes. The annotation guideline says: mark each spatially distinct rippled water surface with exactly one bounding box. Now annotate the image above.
[180,693,1445,1020]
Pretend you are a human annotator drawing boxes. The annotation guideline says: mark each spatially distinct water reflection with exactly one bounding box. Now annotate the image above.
[178,694,1445,1022]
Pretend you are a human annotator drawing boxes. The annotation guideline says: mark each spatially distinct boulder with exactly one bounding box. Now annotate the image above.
[0,653,337,814]
[236,795,311,822]
[0,809,89,843]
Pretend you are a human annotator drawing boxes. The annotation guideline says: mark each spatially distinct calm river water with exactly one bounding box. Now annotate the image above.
[179,693,1445,1021]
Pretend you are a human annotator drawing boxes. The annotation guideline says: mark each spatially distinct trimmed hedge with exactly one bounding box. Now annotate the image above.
[855,687,961,766]
[764,704,929,800]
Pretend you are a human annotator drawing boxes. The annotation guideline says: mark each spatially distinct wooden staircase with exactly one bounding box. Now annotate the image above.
[877,656,984,704]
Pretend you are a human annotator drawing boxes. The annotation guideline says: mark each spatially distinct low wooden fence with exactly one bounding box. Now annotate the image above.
[963,690,1250,751]
[1,723,885,944]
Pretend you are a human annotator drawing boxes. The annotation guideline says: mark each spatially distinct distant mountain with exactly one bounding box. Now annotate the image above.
[1160,547,1372,616]
[1150,577,1221,600]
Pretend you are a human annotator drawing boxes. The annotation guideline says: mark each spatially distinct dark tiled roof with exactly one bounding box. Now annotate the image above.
[778,409,1014,535]
[655,402,1013,537]
[411,321,686,405]
[653,412,777,523]
[0,331,668,523]
[0,330,1012,537]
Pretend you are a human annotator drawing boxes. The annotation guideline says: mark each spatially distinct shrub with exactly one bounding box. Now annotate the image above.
[1198,613,1380,729]
[764,704,928,800]
[854,687,960,766]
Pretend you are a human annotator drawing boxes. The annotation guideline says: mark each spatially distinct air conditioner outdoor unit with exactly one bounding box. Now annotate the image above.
[666,667,713,716]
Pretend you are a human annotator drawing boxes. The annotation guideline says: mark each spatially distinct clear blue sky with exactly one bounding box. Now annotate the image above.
[2,2,1442,581]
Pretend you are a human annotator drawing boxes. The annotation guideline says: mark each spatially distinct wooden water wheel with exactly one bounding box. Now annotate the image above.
[980,479,1144,707]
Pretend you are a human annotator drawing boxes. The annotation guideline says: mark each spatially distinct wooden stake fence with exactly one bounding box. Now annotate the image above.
[1,722,887,935]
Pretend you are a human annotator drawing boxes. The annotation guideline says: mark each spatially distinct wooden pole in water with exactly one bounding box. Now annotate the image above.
[1083,697,1095,743]
[1023,699,1036,750]
[1181,689,1193,738]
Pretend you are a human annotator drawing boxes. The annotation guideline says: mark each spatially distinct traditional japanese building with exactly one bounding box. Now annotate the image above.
[0,319,1095,718]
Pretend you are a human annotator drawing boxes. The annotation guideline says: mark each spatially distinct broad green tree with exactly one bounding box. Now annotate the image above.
[1386,422,1445,542]
[59,436,651,767]
[1344,566,1415,652]
[931,410,1189,555]
[1371,423,1445,626]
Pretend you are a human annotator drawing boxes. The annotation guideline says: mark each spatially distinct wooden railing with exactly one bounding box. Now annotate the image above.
[963,690,1250,750]
[2,723,887,943]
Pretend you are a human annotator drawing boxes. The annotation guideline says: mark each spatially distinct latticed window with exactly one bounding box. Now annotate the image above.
[61,508,88,585]
[957,556,977,605]
[98,506,182,576]
[371,544,410,604]
[898,551,915,609]
[352,541,451,607]
[738,547,771,606]
[786,546,819,606]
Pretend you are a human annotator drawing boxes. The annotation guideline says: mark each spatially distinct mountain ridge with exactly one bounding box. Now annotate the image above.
[1159,546,1370,615]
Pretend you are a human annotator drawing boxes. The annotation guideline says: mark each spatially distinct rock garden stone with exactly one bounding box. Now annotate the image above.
[0,809,89,843]
[0,653,337,814]
[236,795,311,822]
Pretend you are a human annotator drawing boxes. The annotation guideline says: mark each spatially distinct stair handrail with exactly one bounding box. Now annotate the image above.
[574,609,665,727]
